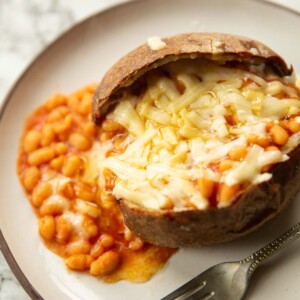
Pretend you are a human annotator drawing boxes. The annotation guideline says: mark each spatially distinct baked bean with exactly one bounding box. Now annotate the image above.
[265,146,279,152]
[62,155,82,177]
[102,119,124,132]
[129,237,144,251]
[67,240,91,255]
[83,122,96,136]
[58,181,75,199]
[270,125,289,145]
[74,199,101,218]
[124,227,134,242]
[228,146,247,161]
[39,216,55,240]
[82,216,98,239]
[45,94,67,110]
[90,239,105,258]
[219,159,234,172]
[78,93,92,115]
[100,193,116,209]
[66,254,94,271]
[100,234,114,248]
[56,216,73,243]
[279,120,289,130]
[47,106,69,123]
[23,167,41,192]
[74,183,95,202]
[23,130,41,153]
[218,183,240,206]
[67,95,80,111]
[288,118,300,133]
[50,155,64,171]
[54,115,73,134]
[196,177,215,199]
[53,142,68,155]
[39,195,70,216]
[103,169,116,192]
[58,132,69,142]
[160,198,174,210]
[41,125,55,146]
[90,251,120,276]
[31,182,52,207]
[99,131,113,143]
[247,134,269,147]
[28,147,56,166]
[69,133,91,151]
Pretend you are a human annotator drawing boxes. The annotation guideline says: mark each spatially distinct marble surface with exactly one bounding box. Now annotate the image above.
[0,0,300,299]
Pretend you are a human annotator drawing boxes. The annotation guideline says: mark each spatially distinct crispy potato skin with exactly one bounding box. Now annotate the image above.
[93,32,292,124]
[119,146,300,248]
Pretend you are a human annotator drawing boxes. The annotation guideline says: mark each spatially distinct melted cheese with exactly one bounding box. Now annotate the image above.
[147,36,166,50]
[99,60,300,210]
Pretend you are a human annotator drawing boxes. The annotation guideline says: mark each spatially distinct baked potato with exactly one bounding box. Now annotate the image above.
[92,33,300,247]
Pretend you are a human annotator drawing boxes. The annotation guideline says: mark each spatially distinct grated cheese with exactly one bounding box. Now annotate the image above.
[99,59,300,210]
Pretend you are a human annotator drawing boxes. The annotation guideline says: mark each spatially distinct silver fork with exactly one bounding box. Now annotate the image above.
[162,222,300,300]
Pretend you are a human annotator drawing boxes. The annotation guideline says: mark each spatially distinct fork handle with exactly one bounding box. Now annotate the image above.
[240,222,300,276]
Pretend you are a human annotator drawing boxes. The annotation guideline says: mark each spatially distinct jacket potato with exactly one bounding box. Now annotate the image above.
[92,33,300,247]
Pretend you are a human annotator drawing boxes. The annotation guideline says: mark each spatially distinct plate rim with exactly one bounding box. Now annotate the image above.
[0,0,300,299]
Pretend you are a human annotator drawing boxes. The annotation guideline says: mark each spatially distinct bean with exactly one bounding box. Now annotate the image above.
[103,169,116,192]
[101,119,124,132]
[39,195,70,216]
[288,118,300,133]
[74,183,95,202]
[47,107,68,123]
[23,167,41,192]
[28,147,56,166]
[265,146,279,152]
[23,130,41,153]
[69,133,91,151]
[53,142,68,155]
[83,122,96,136]
[270,125,289,145]
[74,199,101,218]
[67,240,91,255]
[196,177,215,199]
[129,237,144,251]
[219,159,234,172]
[78,93,92,115]
[50,155,64,171]
[160,198,174,210]
[247,134,270,147]
[41,125,55,146]
[99,132,112,143]
[100,234,114,248]
[124,227,134,241]
[279,120,289,130]
[90,251,120,276]
[56,216,73,243]
[90,239,105,258]
[39,216,55,240]
[54,115,73,134]
[218,183,240,206]
[62,155,82,177]
[31,182,53,207]
[66,254,94,271]
[45,94,67,111]
[58,181,75,199]
[82,216,98,239]
[228,146,247,161]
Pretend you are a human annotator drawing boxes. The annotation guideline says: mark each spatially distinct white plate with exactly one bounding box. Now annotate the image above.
[1,0,300,299]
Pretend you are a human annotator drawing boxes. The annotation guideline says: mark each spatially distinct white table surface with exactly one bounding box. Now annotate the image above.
[0,0,299,299]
